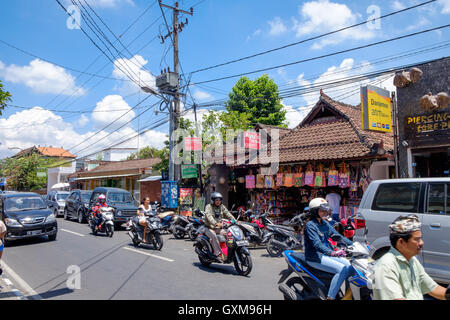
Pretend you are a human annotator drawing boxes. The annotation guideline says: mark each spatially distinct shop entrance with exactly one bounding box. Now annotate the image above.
[412,147,450,177]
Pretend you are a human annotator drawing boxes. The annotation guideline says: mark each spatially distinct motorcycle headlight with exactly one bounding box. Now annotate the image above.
[5,218,22,227]
[46,214,56,223]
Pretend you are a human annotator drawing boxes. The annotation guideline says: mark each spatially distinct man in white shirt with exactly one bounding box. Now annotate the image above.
[325,189,341,222]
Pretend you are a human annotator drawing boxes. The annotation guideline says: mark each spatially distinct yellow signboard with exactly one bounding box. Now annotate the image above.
[361,85,392,133]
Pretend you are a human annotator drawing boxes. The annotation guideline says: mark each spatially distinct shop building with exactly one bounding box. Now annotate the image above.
[395,57,450,178]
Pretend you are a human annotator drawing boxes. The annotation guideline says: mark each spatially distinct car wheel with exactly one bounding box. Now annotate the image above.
[77,209,85,224]
[53,208,58,217]
[63,208,69,220]
[48,234,57,241]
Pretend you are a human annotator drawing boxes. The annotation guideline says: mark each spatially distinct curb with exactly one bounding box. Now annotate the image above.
[0,273,26,300]
[0,261,42,300]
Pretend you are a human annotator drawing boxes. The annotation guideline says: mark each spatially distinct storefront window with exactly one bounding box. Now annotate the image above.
[412,147,450,178]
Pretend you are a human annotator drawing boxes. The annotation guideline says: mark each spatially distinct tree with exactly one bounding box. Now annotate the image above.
[225,74,287,127]
[0,80,12,116]
[126,146,161,160]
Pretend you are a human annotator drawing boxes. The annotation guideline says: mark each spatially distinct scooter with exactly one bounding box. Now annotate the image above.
[126,214,164,250]
[171,214,192,239]
[265,211,307,257]
[153,202,176,234]
[194,219,252,276]
[277,230,375,300]
[187,209,206,241]
[236,209,272,247]
[88,207,115,237]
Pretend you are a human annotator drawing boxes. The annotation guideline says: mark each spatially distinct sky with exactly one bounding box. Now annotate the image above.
[0,0,449,160]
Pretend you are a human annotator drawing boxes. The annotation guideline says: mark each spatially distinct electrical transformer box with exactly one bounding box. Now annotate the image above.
[156,72,179,90]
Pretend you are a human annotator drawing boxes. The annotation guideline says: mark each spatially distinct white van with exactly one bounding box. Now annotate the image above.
[354,178,450,284]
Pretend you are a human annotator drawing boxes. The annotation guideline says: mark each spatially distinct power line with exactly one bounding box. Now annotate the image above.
[191,24,450,86]
[186,0,439,75]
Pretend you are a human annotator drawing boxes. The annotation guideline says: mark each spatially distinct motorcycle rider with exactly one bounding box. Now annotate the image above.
[136,197,153,243]
[204,192,236,260]
[303,198,354,300]
[92,194,108,231]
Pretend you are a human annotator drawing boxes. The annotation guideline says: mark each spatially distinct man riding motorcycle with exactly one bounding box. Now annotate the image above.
[204,192,236,260]
[92,194,108,231]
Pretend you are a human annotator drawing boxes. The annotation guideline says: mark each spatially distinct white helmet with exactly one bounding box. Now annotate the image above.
[309,198,330,212]
[98,194,106,203]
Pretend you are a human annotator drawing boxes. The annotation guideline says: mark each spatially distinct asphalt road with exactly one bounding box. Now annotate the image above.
[2,217,287,300]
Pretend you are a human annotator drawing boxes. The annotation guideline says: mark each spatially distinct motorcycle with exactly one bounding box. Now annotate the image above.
[187,209,206,241]
[265,211,308,257]
[236,208,272,247]
[153,202,176,234]
[171,214,192,239]
[194,219,253,276]
[277,229,375,300]
[126,214,164,250]
[88,206,115,237]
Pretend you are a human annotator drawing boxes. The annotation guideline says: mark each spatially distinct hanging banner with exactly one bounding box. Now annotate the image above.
[361,85,392,133]
[184,137,202,151]
[179,188,193,205]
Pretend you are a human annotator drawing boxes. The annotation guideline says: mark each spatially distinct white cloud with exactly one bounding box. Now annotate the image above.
[0,59,85,96]
[0,106,167,159]
[91,95,136,131]
[78,114,90,127]
[268,17,287,36]
[282,103,304,128]
[193,90,213,101]
[438,0,450,13]
[391,1,406,10]
[292,0,376,49]
[112,55,156,95]
[246,29,262,42]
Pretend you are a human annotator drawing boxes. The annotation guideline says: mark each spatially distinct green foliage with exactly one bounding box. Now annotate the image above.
[225,74,286,126]
[0,154,59,191]
[126,146,161,160]
[0,80,12,116]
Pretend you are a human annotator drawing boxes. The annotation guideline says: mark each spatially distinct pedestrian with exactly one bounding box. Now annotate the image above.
[0,219,6,275]
[325,188,341,222]
[372,214,449,300]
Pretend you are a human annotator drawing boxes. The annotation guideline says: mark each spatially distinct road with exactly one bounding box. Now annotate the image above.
[2,218,286,300]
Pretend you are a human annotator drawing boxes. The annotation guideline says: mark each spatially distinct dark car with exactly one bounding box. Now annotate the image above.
[90,187,139,227]
[46,191,70,217]
[0,192,58,245]
[64,190,93,224]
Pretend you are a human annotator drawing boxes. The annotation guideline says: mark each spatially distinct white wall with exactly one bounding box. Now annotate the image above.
[369,161,395,180]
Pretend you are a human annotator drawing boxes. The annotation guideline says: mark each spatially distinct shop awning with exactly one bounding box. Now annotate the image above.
[138,175,162,182]
[75,173,139,181]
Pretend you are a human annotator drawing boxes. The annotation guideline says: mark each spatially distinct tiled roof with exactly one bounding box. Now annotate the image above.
[37,147,76,158]
[254,123,291,138]
[76,158,160,177]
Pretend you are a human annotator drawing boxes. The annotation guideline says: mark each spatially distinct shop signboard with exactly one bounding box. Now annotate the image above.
[161,180,178,208]
[179,188,193,216]
[404,110,450,147]
[181,164,198,179]
[184,137,202,151]
[361,85,392,133]
[243,131,260,150]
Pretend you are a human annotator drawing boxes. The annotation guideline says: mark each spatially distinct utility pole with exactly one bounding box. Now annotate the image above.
[158,1,193,182]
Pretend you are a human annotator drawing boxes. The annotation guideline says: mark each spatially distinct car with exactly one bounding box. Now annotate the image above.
[354,178,450,284]
[89,187,139,227]
[64,190,93,223]
[0,192,58,245]
[46,190,70,217]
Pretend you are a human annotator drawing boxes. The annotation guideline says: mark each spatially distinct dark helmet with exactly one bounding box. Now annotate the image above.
[211,192,223,203]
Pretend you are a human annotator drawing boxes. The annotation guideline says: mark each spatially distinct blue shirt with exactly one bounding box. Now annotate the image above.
[304,218,353,263]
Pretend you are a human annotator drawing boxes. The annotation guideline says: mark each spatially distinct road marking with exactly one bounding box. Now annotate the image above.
[60,229,85,237]
[1,261,42,300]
[122,247,174,262]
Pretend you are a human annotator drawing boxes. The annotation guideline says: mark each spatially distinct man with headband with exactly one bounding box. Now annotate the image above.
[373,214,449,300]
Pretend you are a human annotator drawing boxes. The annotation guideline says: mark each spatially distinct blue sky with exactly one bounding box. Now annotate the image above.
[0,0,449,159]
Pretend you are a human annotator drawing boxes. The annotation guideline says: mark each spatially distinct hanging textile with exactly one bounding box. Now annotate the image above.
[284,173,294,187]
[328,161,339,186]
[256,174,264,189]
[245,175,255,189]
[264,175,274,189]
[304,163,315,187]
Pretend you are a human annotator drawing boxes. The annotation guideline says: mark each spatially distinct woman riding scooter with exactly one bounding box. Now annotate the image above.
[303,198,354,300]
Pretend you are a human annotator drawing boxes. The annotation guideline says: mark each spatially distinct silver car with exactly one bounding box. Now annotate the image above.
[354,178,450,284]
[46,191,70,217]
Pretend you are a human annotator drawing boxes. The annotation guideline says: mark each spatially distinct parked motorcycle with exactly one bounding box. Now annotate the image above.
[277,230,375,300]
[88,206,115,237]
[126,214,164,250]
[265,211,308,257]
[153,202,176,234]
[236,209,272,247]
[171,214,192,239]
[194,219,252,276]
[187,209,206,241]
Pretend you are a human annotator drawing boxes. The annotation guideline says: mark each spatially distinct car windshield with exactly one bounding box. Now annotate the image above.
[5,197,47,211]
[81,192,92,202]
[108,192,133,204]
[57,193,69,201]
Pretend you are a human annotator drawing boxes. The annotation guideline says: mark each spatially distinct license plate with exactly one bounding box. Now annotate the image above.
[236,240,248,246]
[28,230,42,235]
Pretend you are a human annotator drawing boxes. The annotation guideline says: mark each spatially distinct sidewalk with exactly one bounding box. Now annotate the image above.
[0,273,25,300]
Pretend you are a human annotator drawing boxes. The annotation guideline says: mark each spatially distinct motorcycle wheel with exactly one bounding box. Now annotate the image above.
[173,226,185,239]
[132,236,140,247]
[266,234,284,257]
[188,228,197,241]
[280,277,304,300]
[233,249,253,276]
[106,224,114,238]
[197,242,212,267]
[152,233,163,251]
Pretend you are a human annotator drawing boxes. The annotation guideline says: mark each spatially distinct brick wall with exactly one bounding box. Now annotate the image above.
[139,181,161,203]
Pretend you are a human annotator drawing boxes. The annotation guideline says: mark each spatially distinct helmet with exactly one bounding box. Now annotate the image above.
[98,194,106,203]
[309,198,330,212]
[211,192,223,202]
